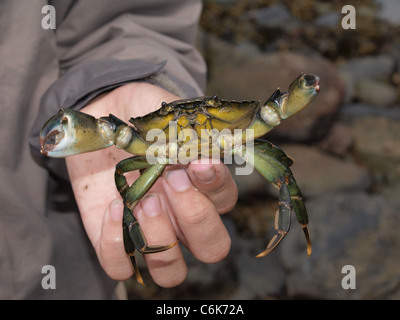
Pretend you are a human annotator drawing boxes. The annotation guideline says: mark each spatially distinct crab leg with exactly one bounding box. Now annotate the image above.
[115,156,178,285]
[239,140,311,258]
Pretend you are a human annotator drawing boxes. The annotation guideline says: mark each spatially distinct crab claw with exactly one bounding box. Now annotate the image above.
[40,109,119,157]
[283,73,320,119]
[260,73,320,127]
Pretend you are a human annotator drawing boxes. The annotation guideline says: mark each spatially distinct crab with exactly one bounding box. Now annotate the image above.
[40,73,320,285]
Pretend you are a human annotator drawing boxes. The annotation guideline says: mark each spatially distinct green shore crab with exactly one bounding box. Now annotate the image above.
[40,73,320,285]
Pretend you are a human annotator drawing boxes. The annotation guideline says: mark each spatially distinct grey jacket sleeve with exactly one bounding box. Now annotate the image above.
[54,0,206,93]
[29,0,206,180]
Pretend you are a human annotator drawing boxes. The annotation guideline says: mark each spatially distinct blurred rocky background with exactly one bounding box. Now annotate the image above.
[127,0,400,299]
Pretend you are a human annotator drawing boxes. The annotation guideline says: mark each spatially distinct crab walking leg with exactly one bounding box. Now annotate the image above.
[119,160,178,253]
[239,140,311,257]
[115,157,178,285]
[114,156,151,197]
[121,207,144,285]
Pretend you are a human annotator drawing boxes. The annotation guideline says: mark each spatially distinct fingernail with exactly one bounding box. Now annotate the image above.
[192,166,216,183]
[109,199,123,221]
[165,169,192,192]
[141,194,161,217]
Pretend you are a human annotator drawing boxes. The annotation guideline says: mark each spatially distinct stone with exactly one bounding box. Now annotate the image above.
[230,237,286,299]
[338,55,395,83]
[356,78,397,106]
[224,205,286,299]
[246,5,293,29]
[317,122,354,156]
[279,144,372,198]
[280,192,400,299]
[338,71,355,103]
[340,106,400,180]
[376,0,400,26]
[314,11,340,28]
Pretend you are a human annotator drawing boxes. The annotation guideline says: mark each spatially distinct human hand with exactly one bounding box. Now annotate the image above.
[65,83,238,287]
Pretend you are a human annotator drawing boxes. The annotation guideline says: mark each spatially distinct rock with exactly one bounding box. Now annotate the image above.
[280,192,400,299]
[314,2,334,16]
[223,205,286,299]
[381,180,400,201]
[212,0,237,4]
[314,11,340,28]
[338,71,355,103]
[356,78,398,106]
[340,105,400,180]
[376,0,400,26]
[279,144,372,198]
[389,43,400,69]
[204,36,345,142]
[235,40,261,56]
[317,122,354,156]
[338,55,396,104]
[339,55,397,105]
[246,5,294,29]
[338,55,395,83]
[231,237,286,299]
[338,55,398,106]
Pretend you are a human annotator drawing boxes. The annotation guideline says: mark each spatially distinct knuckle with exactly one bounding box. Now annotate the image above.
[99,251,133,281]
[192,164,239,212]
[181,197,210,226]
[107,264,134,281]
[153,269,187,288]
[208,163,230,191]
[216,183,238,214]
[199,236,231,264]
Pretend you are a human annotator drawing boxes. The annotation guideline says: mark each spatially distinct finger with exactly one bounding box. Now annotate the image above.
[187,159,238,214]
[162,169,231,264]
[135,193,187,288]
[98,199,133,280]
